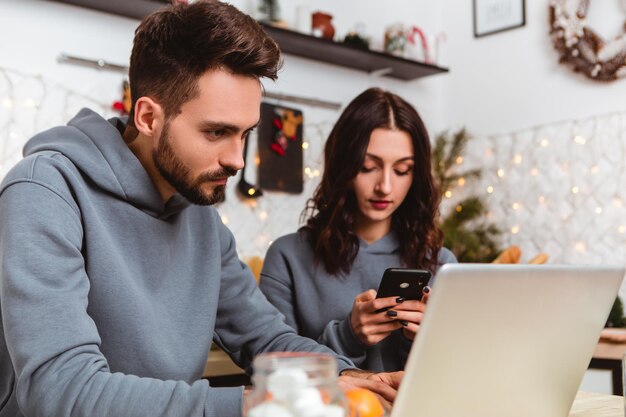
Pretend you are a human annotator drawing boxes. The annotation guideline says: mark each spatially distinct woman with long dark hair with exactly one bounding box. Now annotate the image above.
[259,88,456,372]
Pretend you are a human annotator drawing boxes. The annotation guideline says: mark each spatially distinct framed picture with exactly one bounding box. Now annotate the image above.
[473,0,526,38]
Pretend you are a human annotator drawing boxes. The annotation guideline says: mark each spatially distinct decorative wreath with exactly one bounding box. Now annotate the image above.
[549,0,626,82]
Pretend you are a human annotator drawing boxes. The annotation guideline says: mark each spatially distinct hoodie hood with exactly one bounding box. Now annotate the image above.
[22,108,189,218]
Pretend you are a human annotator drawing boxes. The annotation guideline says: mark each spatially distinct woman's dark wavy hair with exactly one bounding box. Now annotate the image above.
[127,0,281,123]
[302,88,443,275]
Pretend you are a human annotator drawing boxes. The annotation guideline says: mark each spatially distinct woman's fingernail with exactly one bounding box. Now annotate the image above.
[396,297,405,303]
[399,320,408,326]
[423,286,431,294]
[386,310,398,317]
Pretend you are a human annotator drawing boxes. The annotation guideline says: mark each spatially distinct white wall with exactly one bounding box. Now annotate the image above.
[440,0,626,135]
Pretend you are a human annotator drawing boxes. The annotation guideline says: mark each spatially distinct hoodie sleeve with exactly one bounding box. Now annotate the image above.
[211,224,356,375]
[0,178,243,417]
[259,240,368,368]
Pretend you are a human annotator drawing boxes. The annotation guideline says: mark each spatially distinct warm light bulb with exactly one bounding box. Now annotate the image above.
[513,154,523,164]
[457,177,465,186]
[304,167,311,174]
[497,169,505,178]
[455,156,463,165]
[619,225,625,234]
[540,139,549,147]
[512,202,520,210]
[455,205,463,212]
[575,241,586,252]
[254,155,260,165]
[573,135,586,144]
[486,185,494,194]
[2,97,13,108]
[511,225,520,234]
[571,186,579,194]
[259,211,268,220]
[247,188,255,196]
[221,215,229,225]
[23,98,38,109]
[595,207,603,214]
[313,169,320,177]
[444,190,452,198]
[302,142,309,149]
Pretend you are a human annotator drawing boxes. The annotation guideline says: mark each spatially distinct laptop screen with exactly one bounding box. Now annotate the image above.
[391,264,624,417]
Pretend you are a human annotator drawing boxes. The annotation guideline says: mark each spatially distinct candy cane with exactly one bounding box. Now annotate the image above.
[407,26,430,63]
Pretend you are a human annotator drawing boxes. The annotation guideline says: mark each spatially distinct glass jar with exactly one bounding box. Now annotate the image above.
[243,352,350,417]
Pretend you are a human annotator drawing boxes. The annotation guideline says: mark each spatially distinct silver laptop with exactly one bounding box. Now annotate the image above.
[392,264,625,417]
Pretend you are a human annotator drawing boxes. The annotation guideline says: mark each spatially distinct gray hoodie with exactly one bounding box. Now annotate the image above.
[0,108,354,417]
[260,231,457,372]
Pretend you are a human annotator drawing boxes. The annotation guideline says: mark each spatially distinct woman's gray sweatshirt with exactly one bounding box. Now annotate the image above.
[260,231,457,372]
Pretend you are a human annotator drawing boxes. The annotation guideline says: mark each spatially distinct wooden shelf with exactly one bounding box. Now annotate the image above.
[48,0,448,81]
[261,24,449,81]
[49,0,167,20]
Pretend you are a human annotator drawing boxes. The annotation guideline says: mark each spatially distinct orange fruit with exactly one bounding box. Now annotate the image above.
[345,388,385,417]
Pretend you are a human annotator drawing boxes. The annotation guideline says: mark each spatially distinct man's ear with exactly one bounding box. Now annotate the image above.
[133,97,164,138]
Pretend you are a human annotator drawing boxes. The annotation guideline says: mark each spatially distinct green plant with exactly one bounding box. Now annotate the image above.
[432,129,502,262]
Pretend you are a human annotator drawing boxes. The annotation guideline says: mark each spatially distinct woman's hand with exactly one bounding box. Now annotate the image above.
[391,286,430,340]
[350,289,404,346]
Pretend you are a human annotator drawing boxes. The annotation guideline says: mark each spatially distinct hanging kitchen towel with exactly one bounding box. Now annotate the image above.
[258,102,304,193]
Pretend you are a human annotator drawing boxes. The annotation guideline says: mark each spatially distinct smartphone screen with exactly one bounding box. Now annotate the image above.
[375,268,431,301]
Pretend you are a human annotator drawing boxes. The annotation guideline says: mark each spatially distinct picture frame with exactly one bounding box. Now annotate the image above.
[473,0,526,38]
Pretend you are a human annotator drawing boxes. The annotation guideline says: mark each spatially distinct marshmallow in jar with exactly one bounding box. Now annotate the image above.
[244,352,349,417]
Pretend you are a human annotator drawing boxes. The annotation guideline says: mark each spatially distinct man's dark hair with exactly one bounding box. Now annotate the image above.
[128,0,281,123]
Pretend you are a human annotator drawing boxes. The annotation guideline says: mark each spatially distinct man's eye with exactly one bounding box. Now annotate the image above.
[206,129,226,138]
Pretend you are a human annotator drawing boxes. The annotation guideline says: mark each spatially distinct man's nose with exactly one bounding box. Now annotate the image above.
[221,138,245,171]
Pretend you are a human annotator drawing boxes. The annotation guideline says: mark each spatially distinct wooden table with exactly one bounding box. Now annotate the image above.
[203,348,249,387]
[590,340,626,395]
[203,339,626,396]
[570,391,622,417]
[200,353,623,416]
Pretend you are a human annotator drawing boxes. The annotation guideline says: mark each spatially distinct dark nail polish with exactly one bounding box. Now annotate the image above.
[386,310,398,317]
[423,286,431,294]
[396,297,405,303]
[399,320,408,326]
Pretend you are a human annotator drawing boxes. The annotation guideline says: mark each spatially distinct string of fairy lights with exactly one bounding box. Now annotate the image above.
[0,67,117,178]
[445,111,626,266]
[3,66,626,265]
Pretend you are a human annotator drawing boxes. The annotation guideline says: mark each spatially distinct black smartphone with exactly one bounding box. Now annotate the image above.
[374,268,431,313]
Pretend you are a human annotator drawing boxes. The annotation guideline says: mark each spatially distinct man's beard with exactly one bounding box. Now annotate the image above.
[153,124,236,206]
